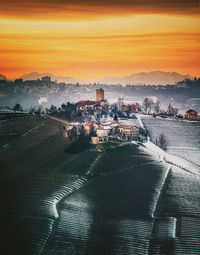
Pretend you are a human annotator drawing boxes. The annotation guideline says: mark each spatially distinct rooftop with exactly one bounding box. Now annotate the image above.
[85,121,95,126]
[77,100,96,106]
[186,109,197,113]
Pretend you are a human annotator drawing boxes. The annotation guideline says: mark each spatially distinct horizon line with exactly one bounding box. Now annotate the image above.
[1,69,196,81]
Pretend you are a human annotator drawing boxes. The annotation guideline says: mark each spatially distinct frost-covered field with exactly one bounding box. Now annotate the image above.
[141,116,200,166]
[0,116,99,255]
[2,115,200,255]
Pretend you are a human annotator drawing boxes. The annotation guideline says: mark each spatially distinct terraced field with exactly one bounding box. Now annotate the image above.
[0,116,99,255]
[149,166,200,254]
[43,144,169,255]
[1,115,200,255]
[141,116,200,166]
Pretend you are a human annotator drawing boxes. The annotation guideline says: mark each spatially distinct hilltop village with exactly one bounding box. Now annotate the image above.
[1,75,199,146]
[44,86,198,147]
[54,88,141,145]
[1,75,200,114]
[0,76,199,147]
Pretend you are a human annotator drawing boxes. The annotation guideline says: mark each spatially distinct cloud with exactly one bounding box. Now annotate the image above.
[0,0,199,19]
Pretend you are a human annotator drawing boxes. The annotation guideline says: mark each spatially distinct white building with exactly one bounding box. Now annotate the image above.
[96,126,111,137]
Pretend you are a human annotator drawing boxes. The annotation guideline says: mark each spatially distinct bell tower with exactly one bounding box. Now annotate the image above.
[96,88,104,102]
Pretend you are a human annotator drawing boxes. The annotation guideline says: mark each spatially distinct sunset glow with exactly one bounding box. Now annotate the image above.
[0,0,199,80]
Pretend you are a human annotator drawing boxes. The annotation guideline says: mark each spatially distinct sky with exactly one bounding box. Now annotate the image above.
[0,0,200,81]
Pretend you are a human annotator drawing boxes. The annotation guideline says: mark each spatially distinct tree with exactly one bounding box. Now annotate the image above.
[113,113,118,121]
[14,103,22,111]
[148,98,154,114]
[59,102,77,120]
[136,102,141,112]
[29,106,36,113]
[111,103,118,113]
[173,108,179,116]
[143,97,149,114]
[50,104,57,114]
[64,134,90,153]
[167,104,179,116]
[154,100,161,114]
[36,105,43,114]
[61,103,67,111]
[159,133,168,151]
[142,97,154,114]
[117,97,124,111]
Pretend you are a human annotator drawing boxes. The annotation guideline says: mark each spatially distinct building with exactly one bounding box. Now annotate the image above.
[96,88,104,102]
[63,126,74,138]
[76,100,96,111]
[98,120,119,135]
[68,122,83,135]
[96,126,111,137]
[131,104,137,113]
[63,122,84,137]
[118,124,139,140]
[93,121,101,132]
[84,121,94,135]
[185,109,199,120]
[99,99,108,109]
[91,136,109,144]
[63,130,68,138]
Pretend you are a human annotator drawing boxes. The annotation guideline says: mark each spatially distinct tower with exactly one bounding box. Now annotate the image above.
[96,88,104,102]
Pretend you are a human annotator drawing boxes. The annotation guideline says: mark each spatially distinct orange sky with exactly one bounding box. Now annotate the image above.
[0,0,199,81]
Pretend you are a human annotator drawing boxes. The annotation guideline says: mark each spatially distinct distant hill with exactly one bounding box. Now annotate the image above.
[0,74,8,80]
[94,71,192,85]
[20,72,76,83]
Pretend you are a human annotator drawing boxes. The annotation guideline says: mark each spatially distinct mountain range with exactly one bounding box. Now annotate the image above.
[20,72,76,83]
[94,71,192,85]
[0,71,192,85]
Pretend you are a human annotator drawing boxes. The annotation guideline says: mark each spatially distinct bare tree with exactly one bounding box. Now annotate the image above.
[36,105,43,114]
[173,107,179,116]
[143,97,154,114]
[154,100,161,114]
[167,104,179,116]
[29,106,36,113]
[148,98,154,114]
[136,102,141,112]
[159,133,168,151]
[143,97,150,114]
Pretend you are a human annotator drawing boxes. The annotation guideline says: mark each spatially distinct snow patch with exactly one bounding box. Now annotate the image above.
[38,97,48,104]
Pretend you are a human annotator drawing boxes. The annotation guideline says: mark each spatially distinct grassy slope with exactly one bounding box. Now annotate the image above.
[0,116,99,255]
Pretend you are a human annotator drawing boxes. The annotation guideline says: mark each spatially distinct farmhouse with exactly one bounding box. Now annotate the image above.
[118,124,139,140]
[185,109,199,120]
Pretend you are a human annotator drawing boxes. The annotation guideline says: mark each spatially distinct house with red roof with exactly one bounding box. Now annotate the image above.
[185,109,199,120]
[84,121,95,135]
